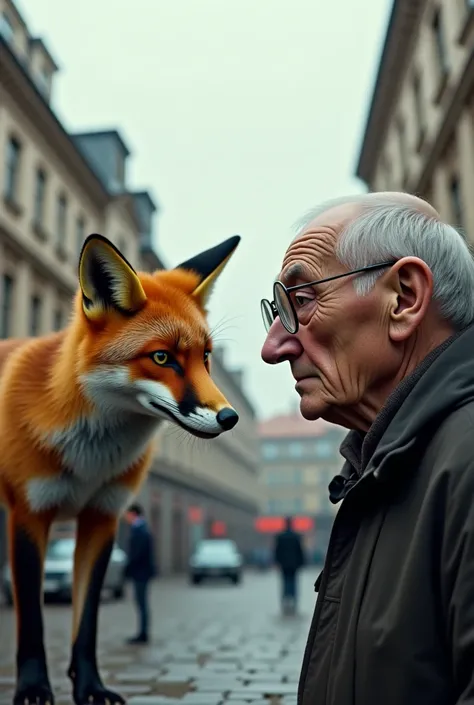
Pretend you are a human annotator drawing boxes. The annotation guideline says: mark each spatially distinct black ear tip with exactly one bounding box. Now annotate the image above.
[222,234,241,255]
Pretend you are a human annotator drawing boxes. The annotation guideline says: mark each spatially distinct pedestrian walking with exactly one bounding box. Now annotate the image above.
[124,503,156,645]
[274,516,305,615]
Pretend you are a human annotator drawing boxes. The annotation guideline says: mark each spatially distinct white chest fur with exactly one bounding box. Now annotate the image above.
[26,413,162,517]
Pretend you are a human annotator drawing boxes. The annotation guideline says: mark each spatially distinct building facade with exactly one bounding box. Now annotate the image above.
[356,0,474,241]
[0,0,260,574]
[257,412,346,561]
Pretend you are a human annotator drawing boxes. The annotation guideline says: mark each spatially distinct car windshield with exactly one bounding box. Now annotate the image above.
[46,538,76,558]
[196,541,238,556]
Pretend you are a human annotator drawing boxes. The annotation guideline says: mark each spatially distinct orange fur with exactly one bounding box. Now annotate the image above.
[1,233,241,705]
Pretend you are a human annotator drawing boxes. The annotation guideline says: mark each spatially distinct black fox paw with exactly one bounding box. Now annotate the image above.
[13,683,55,705]
[74,686,125,705]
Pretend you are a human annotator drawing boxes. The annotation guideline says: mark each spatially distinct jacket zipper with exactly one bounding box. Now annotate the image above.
[298,471,374,703]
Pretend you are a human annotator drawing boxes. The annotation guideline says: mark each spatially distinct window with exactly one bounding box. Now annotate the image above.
[53,308,63,331]
[413,72,425,145]
[262,442,279,460]
[4,137,21,202]
[432,9,449,76]
[1,274,14,339]
[315,440,333,459]
[0,12,14,43]
[292,497,303,513]
[288,441,303,458]
[76,216,85,257]
[33,168,46,226]
[29,295,42,336]
[449,176,464,229]
[56,194,68,248]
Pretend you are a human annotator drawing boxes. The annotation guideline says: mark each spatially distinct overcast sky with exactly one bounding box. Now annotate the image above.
[20,0,391,420]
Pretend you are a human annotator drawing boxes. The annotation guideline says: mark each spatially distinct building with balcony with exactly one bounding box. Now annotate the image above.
[256,412,345,561]
[356,0,474,242]
[0,0,260,575]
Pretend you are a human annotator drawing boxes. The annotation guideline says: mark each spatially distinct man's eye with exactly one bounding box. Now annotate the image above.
[294,294,313,307]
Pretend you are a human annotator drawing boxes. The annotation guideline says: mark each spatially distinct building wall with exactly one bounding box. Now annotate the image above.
[257,417,346,561]
[359,0,474,242]
[0,0,260,575]
[259,427,344,517]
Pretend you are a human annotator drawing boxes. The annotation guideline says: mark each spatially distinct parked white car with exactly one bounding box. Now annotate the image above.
[1,536,127,604]
[189,539,243,585]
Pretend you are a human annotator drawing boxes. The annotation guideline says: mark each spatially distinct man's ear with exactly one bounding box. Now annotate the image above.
[174,235,241,306]
[387,257,433,342]
[79,234,147,322]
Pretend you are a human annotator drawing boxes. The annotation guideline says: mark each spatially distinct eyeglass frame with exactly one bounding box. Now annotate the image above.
[260,261,397,334]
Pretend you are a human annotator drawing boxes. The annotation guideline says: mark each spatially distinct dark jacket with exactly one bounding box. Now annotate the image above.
[299,324,474,705]
[124,519,156,582]
[274,528,305,574]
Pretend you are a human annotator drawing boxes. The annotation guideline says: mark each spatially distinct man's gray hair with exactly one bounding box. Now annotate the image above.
[295,193,474,330]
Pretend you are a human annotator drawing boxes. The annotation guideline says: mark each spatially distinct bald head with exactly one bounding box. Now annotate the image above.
[294,191,440,242]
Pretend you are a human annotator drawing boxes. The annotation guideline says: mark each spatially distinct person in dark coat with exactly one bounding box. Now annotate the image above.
[260,191,474,704]
[274,516,305,614]
[124,503,156,644]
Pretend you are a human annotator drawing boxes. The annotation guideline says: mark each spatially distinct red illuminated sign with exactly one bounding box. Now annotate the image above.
[188,506,203,524]
[255,516,314,534]
[211,520,227,536]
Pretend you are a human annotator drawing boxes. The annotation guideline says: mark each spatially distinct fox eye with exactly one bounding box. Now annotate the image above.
[203,350,211,362]
[152,351,169,365]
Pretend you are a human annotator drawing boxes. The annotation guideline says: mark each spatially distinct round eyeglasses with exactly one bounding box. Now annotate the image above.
[260,261,396,334]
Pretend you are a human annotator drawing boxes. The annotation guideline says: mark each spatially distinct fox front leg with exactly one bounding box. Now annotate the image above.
[68,508,124,705]
[8,507,55,705]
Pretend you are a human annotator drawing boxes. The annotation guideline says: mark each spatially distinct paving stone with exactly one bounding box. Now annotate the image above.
[127,698,186,705]
[110,683,153,694]
[114,669,160,683]
[180,694,223,704]
[238,682,297,696]
[0,570,318,705]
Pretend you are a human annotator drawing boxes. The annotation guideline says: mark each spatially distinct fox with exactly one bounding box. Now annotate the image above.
[0,232,241,705]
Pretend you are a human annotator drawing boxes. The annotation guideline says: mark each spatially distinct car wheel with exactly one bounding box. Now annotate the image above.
[231,574,241,585]
[191,575,202,585]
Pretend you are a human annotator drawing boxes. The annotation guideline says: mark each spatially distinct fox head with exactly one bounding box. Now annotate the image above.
[74,233,241,439]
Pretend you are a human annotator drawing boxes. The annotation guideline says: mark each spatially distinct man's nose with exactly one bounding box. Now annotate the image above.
[261,318,302,365]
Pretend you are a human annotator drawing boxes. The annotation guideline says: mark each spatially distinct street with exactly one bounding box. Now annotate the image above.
[0,567,320,705]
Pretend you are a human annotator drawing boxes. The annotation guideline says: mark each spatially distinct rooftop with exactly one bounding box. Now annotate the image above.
[258,412,339,439]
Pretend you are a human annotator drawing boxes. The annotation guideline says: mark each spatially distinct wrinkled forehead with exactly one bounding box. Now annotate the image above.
[278,230,338,286]
[278,203,360,286]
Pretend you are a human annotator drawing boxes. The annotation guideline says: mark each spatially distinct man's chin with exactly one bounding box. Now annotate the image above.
[298,394,326,421]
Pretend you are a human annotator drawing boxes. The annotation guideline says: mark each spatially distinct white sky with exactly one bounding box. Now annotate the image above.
[20,0,392,420]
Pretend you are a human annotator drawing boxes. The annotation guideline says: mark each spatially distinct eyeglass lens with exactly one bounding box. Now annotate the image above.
[274,281,296,333]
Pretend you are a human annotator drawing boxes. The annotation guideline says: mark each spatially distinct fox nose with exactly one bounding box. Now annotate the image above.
[216,407,239,431]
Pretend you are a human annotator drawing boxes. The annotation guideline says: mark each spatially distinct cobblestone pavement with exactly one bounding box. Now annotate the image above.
[0,566,320,705]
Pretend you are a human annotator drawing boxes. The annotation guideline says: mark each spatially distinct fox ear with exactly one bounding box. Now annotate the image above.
[79,234,147,321]
[174,235,241,306]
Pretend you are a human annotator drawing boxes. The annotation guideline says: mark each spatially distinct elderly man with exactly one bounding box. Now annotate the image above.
[260,191,474,705]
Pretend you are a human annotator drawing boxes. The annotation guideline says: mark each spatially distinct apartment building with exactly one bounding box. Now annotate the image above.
[0,0,261,574]
[256,412,346,560]
[356,0,474,241]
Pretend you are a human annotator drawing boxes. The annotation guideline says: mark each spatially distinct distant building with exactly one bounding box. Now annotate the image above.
[356,0,474,241]
[0,0,260,574]
[257,412,346,560]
